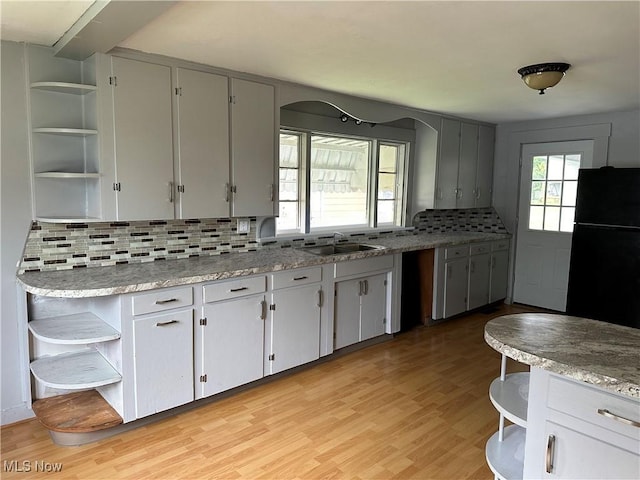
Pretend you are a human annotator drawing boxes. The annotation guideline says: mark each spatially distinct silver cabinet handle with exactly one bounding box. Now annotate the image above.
[597,408,640,427]
[358,280,363,296]
[260,299,267,320]
[156,320,178,327]
[155,298,178,305]
[545,434,556,474]
[364,279,369,295]
[470,260,475,274]
[168,181,174,203]
[229,286,248,293]
[224,182,230,202]
[293,276,308,281]
[269,184,274,202]
[317,289,323,308]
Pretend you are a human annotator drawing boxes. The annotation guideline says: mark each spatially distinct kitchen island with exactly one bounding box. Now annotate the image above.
[484,313,639,480]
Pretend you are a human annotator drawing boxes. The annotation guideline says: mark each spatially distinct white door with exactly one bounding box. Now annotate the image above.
[230,78,276,217]
[111,57,175,220]
[360,274,387,341]
[513,141,593,311]
[468,253,491,309]
[175,68,230,219]
[443,257,469,318]
[334,279,361,349]
[268,284,321,374]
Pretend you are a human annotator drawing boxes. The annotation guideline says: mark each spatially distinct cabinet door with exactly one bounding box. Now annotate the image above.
[435,118,460,209]
[335,279,362,349]
[360,274,387,341]
[268,284,321,374]
[201,295,265,397]
[490,250,509,303]
[175,68,230,219]
[443,257,468,318]
[230,78,275,217]
[475,125,495,207]
[468,253,491,309]
[457,122,479,208]
[111,57,174,220]
[542,421,639,479]
[133,309,194,418]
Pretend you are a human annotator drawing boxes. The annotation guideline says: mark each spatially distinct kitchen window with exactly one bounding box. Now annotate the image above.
[276,130,407,234]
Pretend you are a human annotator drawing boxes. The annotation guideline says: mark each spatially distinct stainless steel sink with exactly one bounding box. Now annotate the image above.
[299,243,384,256]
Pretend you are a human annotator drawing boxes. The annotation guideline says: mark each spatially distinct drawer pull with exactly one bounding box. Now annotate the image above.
[155,298,178,305]
[293,276,308,281]
[545,434,555,474]
[597,408,640,428]
[229,287,249,293]
[156,320,178,327]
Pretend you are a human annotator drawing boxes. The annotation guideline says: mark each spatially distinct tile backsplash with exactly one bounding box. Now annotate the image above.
[18,207,508,274]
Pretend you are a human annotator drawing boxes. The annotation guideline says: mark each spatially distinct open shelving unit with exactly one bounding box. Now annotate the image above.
[27,46,102,222]
[486,354,529,480]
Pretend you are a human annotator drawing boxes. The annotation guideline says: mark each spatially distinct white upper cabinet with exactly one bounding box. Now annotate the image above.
[435,118,495,209]
[230,78,276,217]
[110,57,175,221]
[174,68,230,219]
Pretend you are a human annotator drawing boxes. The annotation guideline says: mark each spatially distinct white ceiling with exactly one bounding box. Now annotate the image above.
[2,1,639,124]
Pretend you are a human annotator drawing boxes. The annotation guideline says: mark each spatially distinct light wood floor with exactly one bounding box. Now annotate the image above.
[2,304,536,479]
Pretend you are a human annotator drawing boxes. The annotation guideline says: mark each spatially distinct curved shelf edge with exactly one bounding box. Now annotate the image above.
[30,350,122,390]
[33,128,98,136]
[31,82,97,95]
[35,216,102,223]
[486,424,525,480]
[489,372,529,428]
[29,312,120,345]
[35,172,101,179]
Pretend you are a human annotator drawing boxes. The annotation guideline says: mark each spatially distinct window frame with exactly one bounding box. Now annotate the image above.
[276,128,409,235]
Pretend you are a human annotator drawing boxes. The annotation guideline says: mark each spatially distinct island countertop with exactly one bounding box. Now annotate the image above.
[17,231,510,298]
[485,313,640,399]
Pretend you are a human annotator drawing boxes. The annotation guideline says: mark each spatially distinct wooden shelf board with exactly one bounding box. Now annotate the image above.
[29,312,120,345]
[31,81,96,95]
[30,350,121,389]
[36,216,102,223]
[32,390,122,433]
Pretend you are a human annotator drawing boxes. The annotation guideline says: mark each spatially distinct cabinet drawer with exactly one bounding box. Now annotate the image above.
[271,267,322,290]
[548,375,640,440]
[203,276,266,303]
[444,245,469,259]
[469,242,491,255]
[492,239,510,252]
[132,287,193,316]
[334,254,393,278]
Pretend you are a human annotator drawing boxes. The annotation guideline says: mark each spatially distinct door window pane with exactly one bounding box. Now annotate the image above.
[528,153,582,233]
[377,200,395,224]
[277,133,301,232]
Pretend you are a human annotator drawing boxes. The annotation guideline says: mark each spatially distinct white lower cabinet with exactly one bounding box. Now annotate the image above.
[433,239,510,320]
[200,293,265,397]
[132,309,194,418]
[523,368,640,480]
[334,255,392,349]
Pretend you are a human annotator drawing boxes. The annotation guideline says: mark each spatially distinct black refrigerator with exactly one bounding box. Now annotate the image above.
[566,167,640,329]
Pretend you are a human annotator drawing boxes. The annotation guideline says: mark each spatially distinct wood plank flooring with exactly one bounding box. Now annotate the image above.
[1,304,537,479]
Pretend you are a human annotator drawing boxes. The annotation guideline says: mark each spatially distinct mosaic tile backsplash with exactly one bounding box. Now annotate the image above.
[18,207,507,273]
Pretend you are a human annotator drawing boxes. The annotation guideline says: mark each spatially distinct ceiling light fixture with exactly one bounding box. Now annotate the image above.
[517,62,571,95]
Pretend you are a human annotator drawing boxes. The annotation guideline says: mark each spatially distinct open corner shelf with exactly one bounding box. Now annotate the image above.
[31,81,97,95]
[30,350,121,390]
[29,312,120,345]
[489,372,529,427]
[486,424,526,480]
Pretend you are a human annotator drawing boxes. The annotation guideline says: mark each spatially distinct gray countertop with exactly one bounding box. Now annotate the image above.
[485,313,640,399]
[17,231,508,298]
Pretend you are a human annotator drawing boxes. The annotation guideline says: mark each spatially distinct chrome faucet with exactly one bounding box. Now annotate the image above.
[333,232,347,246]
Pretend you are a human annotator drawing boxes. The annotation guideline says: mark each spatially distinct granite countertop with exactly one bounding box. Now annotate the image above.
[17,231,509,298]
[485,313,640,399]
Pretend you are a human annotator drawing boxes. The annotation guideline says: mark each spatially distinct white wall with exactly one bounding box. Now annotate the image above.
[493,109,640,301]
[1,41,34,424]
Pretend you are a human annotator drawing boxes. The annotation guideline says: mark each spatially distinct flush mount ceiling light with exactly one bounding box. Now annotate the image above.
[517,62,571,95]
